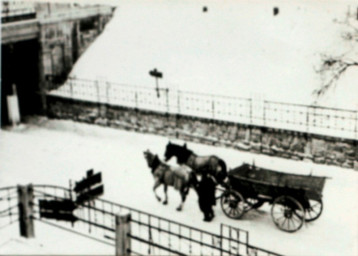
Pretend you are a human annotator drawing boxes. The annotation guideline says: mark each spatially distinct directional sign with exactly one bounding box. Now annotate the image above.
[74,172,102,193]
[76,185,104,205]
[74,169,104,205]
[39,199,77,222]
[149,68,163,78]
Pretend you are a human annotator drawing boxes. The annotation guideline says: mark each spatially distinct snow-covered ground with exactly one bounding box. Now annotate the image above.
[0,117,357,255]
[0,221,114,255]
[65,0,358,110]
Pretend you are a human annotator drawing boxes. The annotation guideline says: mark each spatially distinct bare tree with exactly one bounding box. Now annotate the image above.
[315,7,358,98]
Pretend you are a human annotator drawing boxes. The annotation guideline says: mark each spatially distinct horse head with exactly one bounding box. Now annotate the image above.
[164,141,175,161]
[164,141,193,164]
[144,150,162,172]
[143,149,155,167]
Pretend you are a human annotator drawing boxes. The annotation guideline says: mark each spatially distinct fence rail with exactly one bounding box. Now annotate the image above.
[48,78,358,140]
[29,184,281,256]
[0,184,281,255]
[0,186,19,233]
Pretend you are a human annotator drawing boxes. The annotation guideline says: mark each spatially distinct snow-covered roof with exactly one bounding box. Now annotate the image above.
[68,0,358,110]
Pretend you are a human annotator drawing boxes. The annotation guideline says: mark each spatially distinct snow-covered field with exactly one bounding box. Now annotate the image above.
[0,117,357,255]
[66,0,358,110]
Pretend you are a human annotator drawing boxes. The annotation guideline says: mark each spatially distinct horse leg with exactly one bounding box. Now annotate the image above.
[176,193,183,211]
[176,187,189,211]
[153,178,162,202]
[163,185,168,205]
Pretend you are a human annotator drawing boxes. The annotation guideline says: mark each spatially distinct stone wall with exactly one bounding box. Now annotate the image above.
[47,96,358,170]
[38,4,113,87]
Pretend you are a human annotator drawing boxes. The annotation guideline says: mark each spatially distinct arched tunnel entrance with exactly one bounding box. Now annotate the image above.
[1,39,43,126]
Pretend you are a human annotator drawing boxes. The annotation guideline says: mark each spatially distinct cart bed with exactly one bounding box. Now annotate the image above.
[229,164,326,201]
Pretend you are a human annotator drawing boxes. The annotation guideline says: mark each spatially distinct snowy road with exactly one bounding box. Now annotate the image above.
[0,117,357,255]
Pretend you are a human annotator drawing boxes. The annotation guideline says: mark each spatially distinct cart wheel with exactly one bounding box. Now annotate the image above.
[245,198,265,210]
[221,190,246,219]
[304,199,323,222]
[271,196,305,232]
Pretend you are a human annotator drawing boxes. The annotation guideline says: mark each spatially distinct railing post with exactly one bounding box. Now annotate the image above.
[106,81,111,105]
[135,91,138,109]
[115,213,131,256]
[355,110,358,140]
[306,106,310,133]
[263,100,266,126]
[18,184,35,238]
[177,90,181,115]
[249,98,253,124]
[95,80,100,103]
[165,88,169,114]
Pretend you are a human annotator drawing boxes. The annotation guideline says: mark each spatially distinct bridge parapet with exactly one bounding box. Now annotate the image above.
[2,1,36,23]
[37,5,113,24]
[1,19,39,44]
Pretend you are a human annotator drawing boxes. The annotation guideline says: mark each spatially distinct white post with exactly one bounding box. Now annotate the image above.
[7,84,21,127]
[18,184,35,238]
[115,214,131,256]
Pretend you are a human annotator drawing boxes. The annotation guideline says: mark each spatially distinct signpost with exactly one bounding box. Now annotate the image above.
[149,68,163,98]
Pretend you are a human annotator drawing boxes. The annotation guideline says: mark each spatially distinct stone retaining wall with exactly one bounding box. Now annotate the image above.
[47,96,358,170]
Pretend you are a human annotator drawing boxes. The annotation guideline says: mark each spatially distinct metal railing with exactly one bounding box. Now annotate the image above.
[31,184,281,256]
[48,78,358,140]
[0,186,19,231]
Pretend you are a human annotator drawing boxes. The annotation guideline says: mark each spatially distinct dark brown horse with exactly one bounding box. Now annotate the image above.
[164,142,227,185]
[143,149,196,211]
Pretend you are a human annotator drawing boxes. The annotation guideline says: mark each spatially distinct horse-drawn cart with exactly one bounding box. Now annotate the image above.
[220,164,327,232]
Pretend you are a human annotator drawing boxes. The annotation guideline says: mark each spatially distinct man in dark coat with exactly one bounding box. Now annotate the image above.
[197,173,216,222]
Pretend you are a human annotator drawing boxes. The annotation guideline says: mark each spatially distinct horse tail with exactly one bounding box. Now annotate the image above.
[217,158,227,184]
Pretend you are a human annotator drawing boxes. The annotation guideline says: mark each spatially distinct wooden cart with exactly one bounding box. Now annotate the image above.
[220,163,327,232]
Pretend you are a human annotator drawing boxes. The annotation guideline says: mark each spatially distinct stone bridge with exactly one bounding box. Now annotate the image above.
[1,2,114,125]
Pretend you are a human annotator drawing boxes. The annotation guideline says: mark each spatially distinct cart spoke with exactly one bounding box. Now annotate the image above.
[233,208,239,217]
[228,207,234,217]
[281,217,288,229]
[274,215,285,223]
[292,213,301,222]
[306,210,313,219]
[287,218,291,230]
[223,205,231,212]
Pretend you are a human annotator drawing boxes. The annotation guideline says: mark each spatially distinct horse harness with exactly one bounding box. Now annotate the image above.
[186,154,217,176]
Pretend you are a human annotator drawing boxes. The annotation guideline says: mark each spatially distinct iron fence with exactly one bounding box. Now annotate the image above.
[30,184,281,256]
[0,186,19,231]
[48,77,358,140]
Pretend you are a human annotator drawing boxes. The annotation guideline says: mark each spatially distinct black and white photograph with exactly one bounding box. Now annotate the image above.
[1,0,357,255]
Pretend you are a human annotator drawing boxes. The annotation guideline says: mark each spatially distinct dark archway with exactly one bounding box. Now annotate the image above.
[1,39,42,126]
